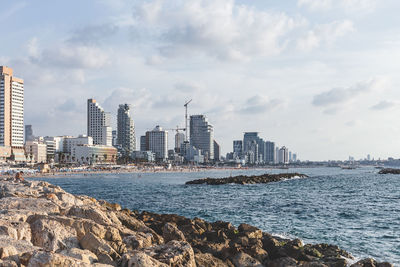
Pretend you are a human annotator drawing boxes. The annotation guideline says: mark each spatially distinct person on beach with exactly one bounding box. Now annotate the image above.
[15,171,24,182]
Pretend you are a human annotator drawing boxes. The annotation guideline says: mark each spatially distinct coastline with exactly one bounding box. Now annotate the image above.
[0,176,393,266]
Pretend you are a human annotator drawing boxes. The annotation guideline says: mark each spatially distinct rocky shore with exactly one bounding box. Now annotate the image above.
[0,177,392,267]
[186,173,308,185]
[378,168,400,174]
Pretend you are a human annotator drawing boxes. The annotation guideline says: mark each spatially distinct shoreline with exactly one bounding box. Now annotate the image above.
[0,176,393,266]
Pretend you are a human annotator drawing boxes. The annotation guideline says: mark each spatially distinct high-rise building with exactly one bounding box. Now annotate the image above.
[292,153,297,162]
[112,130,117,147]
[87,99,112,146]
[25,125,34,142]
[243,132,265,163]
[265,141,275,164]
[190,115,214,161]
[25,141,47,163]
[279,146,289,164]
[117,104,136,155]
[233,140,243,157]
[0,66,25,161]
[275,147,279,164]
[175,132,185,153]
[213,140,220,162]
[146,126,168,161]
[140,136,147,152]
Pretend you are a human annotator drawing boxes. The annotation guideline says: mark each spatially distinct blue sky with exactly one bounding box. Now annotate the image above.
[1,0,400,160]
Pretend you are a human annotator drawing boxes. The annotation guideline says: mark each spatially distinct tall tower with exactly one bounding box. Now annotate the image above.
[87,99,112,146]
[117,104,136,155]
[0,66,25,161]
[190,115,214,160]
[145,126,168,161]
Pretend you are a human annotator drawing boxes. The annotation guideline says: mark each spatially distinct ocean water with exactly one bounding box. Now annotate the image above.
[30,167,400,264]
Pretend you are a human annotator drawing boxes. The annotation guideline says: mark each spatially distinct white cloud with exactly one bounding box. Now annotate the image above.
[297,20,354,51]
[238,95,284,114]
[298,0,376,13]
[370,100,397,110]
[132,0,306,61]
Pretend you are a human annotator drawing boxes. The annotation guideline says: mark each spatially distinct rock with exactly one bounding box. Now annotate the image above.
[121,251,168,267]
[231,252,263,267]
[60,248,98,264]
[29,217,79,252]
[0,259,18,267]
[123,232,154,250]
[0,236,38,260]
[350,258,393,267]
[26,251,91,267]
[0,197,60,214]
[265,256,298,267]
[162,223,186,242]
[68,206,114,226]
[195,252,230,267]
[79,232,119,262]
[141,240,196,267]
[238,224,262,239]
[0,219,31,241]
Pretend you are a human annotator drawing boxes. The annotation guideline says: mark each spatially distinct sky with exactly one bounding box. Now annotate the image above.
[1,0,400,161]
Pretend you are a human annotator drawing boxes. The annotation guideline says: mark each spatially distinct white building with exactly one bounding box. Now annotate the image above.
[175,132,185,153]
[0,66,25,161]
[279,146,289,164]
[72,145,117,165]
[145,126,168,161]
[87,99,112,146]
[25,141,47,163]
[63,135,93,153]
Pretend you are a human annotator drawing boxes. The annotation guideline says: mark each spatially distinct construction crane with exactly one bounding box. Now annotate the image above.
[165,126,186,133]
[184,99,192,142]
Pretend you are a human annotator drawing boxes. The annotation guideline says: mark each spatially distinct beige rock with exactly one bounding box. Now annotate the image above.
[79,232,119,262]
[27,251,90,267]
[142,240,196,267]
[0,259,18,267]
[29,217,79,252]
[0,197,60,214]
[162,223,186,243]
[60,248,98,264]
[123,232,154,250]
[68,206,113,226]
[0,219,31,241]
[195,252,229,267]
[231,252,263,267]
[121,251,168,267]
[0,236,37,260]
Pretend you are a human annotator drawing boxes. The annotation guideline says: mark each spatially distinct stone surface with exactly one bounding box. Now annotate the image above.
[162,222,186,243]
[121,251,168,267]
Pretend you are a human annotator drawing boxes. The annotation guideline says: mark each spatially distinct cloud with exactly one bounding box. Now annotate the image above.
[297,20,354,51]
[370,100,397,110]
[67,24,119,45]
[132,0,306,61]
[298,0,376,13]
[0,2,28,22]
[102,87,153,112]
[30,44,109,69]
[238,95,283,114]
[312,78,386,107]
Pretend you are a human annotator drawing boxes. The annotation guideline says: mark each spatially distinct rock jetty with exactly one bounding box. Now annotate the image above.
[186,173,308,185]
[378,168,400,174]
[0,177,393,267]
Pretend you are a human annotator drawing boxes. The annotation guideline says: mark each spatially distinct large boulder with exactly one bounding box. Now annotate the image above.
[26,251,90,267]
[121,251,168,267]
[195,252,230,267]
[231,252,263,267]
[60,248,98,264]
[162,223,186,243]
[141,240,196,267]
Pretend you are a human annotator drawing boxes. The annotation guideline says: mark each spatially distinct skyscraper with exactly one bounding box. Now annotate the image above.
[190,115,214,161]
[0,66,25,161]
[146,126,168,161]
[140,136,146,152]
[265,141,275,164]
[117,104,136,155]
[279,146,289,164]
[175,132,185,153]
[87,99,112,146]
[233,140,243,157]
[243,132,265,163]
[25,125,34,142]
[213,140,220,162]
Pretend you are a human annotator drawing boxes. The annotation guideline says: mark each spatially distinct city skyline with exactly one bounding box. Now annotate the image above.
[2,1,400,160]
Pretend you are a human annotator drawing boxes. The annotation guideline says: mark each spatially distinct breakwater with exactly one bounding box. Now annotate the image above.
[186,173,308,185]
[0,176,393,266]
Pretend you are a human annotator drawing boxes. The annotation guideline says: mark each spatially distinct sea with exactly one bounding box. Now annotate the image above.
[30,167,400,265]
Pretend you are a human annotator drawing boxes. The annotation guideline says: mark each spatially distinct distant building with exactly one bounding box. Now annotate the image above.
[63,135,93,154]
[265,141,275,164]
[44,136,65,153]
[289,151,292,162]
[292,153,297,162]
[140,136,147,152]
[25,125,34,142]
[131,151,155,162]
[112,130,117,147]
[190,115,214,161]
[247,140,258,164]
[146,126,168,161]
[25,141,47,163]
[243,132,265,163]
[0,66,25,161]
[44,139,56,162]
[87,99,112,146]
[233,140,243,157]
[213,140,220,162]
[279,146,289,164]
[72,145,117,164]
[175,132,185,153]
[275,147,279,164]
[117,104,136,156]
